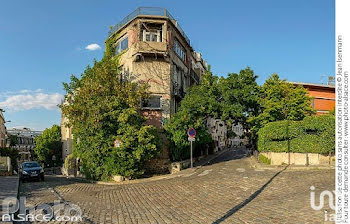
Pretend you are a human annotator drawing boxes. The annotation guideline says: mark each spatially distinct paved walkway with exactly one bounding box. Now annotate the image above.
[0,176,19,222]
[19,149,335,223]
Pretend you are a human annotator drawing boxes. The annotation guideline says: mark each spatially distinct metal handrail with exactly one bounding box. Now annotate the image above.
[108,7,190,45]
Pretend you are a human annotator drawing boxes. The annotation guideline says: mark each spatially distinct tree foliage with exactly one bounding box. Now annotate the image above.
[60,57,160,180]
[34,124,62,167]
[256,74,314,127]
[219,67,261,142]
[165,67,261,161]
[164,70,220,161]
[166,69,315,158]
[8,135,18,147]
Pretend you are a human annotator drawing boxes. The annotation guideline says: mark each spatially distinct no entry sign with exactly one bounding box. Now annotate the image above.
[187,128,196,138]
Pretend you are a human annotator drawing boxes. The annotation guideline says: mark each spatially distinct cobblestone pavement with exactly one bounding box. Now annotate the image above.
[0,176,19,221]
[19,149,335,224]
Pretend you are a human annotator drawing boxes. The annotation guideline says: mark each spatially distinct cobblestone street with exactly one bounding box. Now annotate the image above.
[19,149,335,224]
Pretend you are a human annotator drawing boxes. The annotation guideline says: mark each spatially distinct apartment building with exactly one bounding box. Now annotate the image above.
[61,8,208,169]
[7,128,42,162]
[105,7,208,128]
[0,110,6,148]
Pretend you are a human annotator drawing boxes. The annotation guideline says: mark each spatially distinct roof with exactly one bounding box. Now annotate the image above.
[108,7,190,46]
[289,81,335,89]
[7,128,43,137]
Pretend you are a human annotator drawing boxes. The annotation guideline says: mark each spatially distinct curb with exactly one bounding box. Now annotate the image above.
[95,148,234,186]
[250,156,335,171]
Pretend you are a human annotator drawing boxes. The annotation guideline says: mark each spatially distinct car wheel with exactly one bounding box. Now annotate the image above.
[41,175,45,181]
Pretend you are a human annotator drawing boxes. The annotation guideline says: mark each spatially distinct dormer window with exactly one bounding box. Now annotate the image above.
[115,35,128,55]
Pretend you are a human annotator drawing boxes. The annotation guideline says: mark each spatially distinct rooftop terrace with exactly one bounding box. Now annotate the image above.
[108,7,190,45]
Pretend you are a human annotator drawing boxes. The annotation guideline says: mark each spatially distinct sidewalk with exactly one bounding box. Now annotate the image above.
[95,147,233,186]
[0,176,19,223]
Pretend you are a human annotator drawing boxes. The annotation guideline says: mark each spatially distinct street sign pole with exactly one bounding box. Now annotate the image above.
[190,140,193,168]
[187,128,196,169]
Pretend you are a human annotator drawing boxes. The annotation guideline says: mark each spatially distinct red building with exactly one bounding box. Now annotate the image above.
[291,82,335,115]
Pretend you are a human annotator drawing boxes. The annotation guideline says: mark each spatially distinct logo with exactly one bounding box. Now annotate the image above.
[310,186,335,222]
[1,196,82,222]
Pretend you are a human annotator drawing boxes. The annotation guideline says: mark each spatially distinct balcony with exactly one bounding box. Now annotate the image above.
[172,82,185,98]
[108,7,190,46]
[191,69,200,84]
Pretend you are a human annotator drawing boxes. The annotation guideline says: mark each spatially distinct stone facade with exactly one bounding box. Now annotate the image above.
[61,114,73,162]
[106,7,208,123]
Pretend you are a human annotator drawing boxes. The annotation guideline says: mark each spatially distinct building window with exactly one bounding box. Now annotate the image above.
[142,95,162,109]
[115,35,128,55]
[174,39,186,62]
[141,23,163,42]
[143,30,161,42]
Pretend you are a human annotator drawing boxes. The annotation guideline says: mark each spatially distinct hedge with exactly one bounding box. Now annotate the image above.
[0,147,20,171]
[257,115,335,154]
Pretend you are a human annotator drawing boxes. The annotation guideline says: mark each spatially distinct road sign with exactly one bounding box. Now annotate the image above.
[114,138,121,148]
[187,128,196,168]
[187,128,196,138]
[188,136,195,142]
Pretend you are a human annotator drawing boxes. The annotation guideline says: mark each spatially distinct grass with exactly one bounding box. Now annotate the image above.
[258,154,271,165]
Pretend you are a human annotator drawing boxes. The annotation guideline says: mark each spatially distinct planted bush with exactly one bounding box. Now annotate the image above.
[257,115,335,154]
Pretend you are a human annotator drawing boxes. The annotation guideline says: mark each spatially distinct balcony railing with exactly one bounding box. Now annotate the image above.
[108,7,190,45]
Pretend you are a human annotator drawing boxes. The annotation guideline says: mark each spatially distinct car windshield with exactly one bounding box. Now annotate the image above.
[23,162,40,168]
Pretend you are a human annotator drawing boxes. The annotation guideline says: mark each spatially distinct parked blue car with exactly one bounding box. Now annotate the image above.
[19,161,45,181]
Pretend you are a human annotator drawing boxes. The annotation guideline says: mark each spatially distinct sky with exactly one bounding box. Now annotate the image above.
[0,0,335,131]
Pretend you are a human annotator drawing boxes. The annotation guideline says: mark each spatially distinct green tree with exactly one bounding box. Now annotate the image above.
[165,67,262,160]
[34,125,62,167]
[164,69,221,161]
[8,135,18,147]
[256,74,314,128]
[60,57,160,180]
[219,67,261,143]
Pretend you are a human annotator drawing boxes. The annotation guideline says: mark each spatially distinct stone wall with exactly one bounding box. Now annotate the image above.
[0,156,11,172]
[260,152,335,166]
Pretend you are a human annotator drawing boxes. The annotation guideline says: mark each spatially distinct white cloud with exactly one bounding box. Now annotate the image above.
[85,43,101,51]
[0,92,63,111]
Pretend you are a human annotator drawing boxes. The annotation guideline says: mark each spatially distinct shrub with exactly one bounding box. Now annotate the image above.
[257,115,335,154]
[261,120,304,141]
[0,147,20,171]
[258,154,271,165]
[64,154,76,170]
[61,57,161,180]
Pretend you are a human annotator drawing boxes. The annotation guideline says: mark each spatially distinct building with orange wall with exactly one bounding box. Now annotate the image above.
[291,82,335,115]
